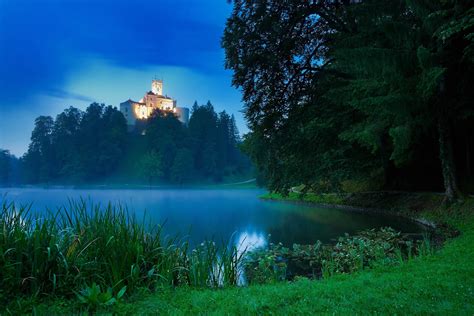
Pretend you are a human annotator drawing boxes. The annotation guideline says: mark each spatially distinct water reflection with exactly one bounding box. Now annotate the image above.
[236,230,267,254]
[0,188,426,247]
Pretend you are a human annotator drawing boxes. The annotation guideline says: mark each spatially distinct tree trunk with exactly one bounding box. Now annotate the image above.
[466,133,471,177]
[380,134,395,189]
[437,114,460,203]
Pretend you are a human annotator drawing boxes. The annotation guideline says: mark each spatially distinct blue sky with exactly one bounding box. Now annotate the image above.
[0,0,245,156]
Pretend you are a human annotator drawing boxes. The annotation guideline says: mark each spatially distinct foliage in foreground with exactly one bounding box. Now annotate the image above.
[0,200,243,312]
[34,203,469,315]
[1,198,443,314]
[244,227,430,284]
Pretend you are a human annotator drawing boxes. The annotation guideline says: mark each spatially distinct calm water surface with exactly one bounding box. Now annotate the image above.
[1,188,425,250]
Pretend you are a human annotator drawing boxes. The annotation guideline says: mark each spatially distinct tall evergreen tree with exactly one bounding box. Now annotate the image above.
[22,116,54,183]
[19,101,249,184]
[146,110,188,180]
[170,148,194,184]
[52,107,83,179]
[0,149,12,184]
[188,101,218,177]
[216,111,231,173]
[98,105,128,176]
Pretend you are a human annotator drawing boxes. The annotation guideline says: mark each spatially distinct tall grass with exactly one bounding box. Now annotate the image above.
[0,200,244,305]
[187,240,245,287]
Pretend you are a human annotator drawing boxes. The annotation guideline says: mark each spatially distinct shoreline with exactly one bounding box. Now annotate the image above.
[0,180,259,191]
[259,191,464,236]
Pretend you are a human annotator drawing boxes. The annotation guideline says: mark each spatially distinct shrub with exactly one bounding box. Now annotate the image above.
[243,227,431,283]
[76,283,126,311]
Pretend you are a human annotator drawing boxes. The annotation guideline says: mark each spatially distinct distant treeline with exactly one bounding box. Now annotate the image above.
[0,101,251,185]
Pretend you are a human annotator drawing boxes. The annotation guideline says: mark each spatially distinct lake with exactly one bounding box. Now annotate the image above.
[0,187,426,250]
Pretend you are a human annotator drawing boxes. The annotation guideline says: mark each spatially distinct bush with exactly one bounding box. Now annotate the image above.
[340,170,384,193]
[243,227,429,283]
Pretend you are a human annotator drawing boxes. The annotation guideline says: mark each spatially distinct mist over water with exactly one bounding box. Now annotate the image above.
[1,188,426,248]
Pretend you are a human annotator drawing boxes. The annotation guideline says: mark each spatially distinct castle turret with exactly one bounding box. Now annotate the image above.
[120,80,189,129]
[151,79,163,95]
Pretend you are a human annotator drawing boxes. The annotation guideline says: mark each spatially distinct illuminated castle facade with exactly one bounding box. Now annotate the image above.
[120,80,190,127]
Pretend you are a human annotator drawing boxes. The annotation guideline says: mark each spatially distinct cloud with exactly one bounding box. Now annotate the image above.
[45,89,96,103]
[0,0,245,156]
[0,0,233,103]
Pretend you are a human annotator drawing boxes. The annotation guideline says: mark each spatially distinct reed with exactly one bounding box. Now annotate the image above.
[0,199,244,305]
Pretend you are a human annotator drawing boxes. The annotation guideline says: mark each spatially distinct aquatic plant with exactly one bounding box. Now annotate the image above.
[0,198,435,312]
[186,240,245,287]
[0,199,244,307]
[243,227,433,283]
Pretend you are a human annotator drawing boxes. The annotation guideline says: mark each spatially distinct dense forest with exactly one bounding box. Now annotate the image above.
[223,0,473,201]
[0,101,250,185]
[0,149,20,184]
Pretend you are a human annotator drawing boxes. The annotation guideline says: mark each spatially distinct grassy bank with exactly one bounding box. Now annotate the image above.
[4,194,474,314]
[113,216,473,314]
[112,195,474,314]
[261,191,452,221]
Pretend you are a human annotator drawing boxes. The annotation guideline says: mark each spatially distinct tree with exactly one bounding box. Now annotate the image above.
[74,103,128,180]
[325,0,474,200]
[21,103,128,184]
[137,150,163,186]
[170,148,194,184]
[146,110,188,180]
[77,103,105,179]
[223,0,474,200]
[229,114,242,165]
[216,111,231,172]
[52,107,83,180]
[188,101,218,178]
[18,101,249,185]
[414,1,474,201]
[98,105,128,176]
[22,116,54,183]
[223,0,375,192]
[0,149,11,184]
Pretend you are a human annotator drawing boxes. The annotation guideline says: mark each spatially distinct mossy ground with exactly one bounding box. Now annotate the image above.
[19,195,474,315]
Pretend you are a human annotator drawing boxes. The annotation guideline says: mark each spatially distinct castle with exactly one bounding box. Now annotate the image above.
[120,80,190,128]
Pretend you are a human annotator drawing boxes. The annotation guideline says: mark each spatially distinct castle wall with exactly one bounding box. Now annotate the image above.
[175,107,190,125]
[119,81,190,128]
[120,100,137,126]
[145,94,174,111]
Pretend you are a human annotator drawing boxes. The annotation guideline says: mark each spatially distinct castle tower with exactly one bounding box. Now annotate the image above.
[151,79,163,95]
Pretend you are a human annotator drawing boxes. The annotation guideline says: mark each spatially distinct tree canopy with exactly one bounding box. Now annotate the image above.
[223,0,474,200]
[16,101,250,185]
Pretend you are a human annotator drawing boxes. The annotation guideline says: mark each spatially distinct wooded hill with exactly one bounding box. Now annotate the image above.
[0,101,251,185]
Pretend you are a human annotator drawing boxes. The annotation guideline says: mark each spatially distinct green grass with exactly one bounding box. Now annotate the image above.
[110,197,474,315]
[103,202,472,315]
[5,196,474,315]
[261,191,345,205]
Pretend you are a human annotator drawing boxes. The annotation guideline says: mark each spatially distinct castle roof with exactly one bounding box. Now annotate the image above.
[146,91,173,100]
[124,98,145,105]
